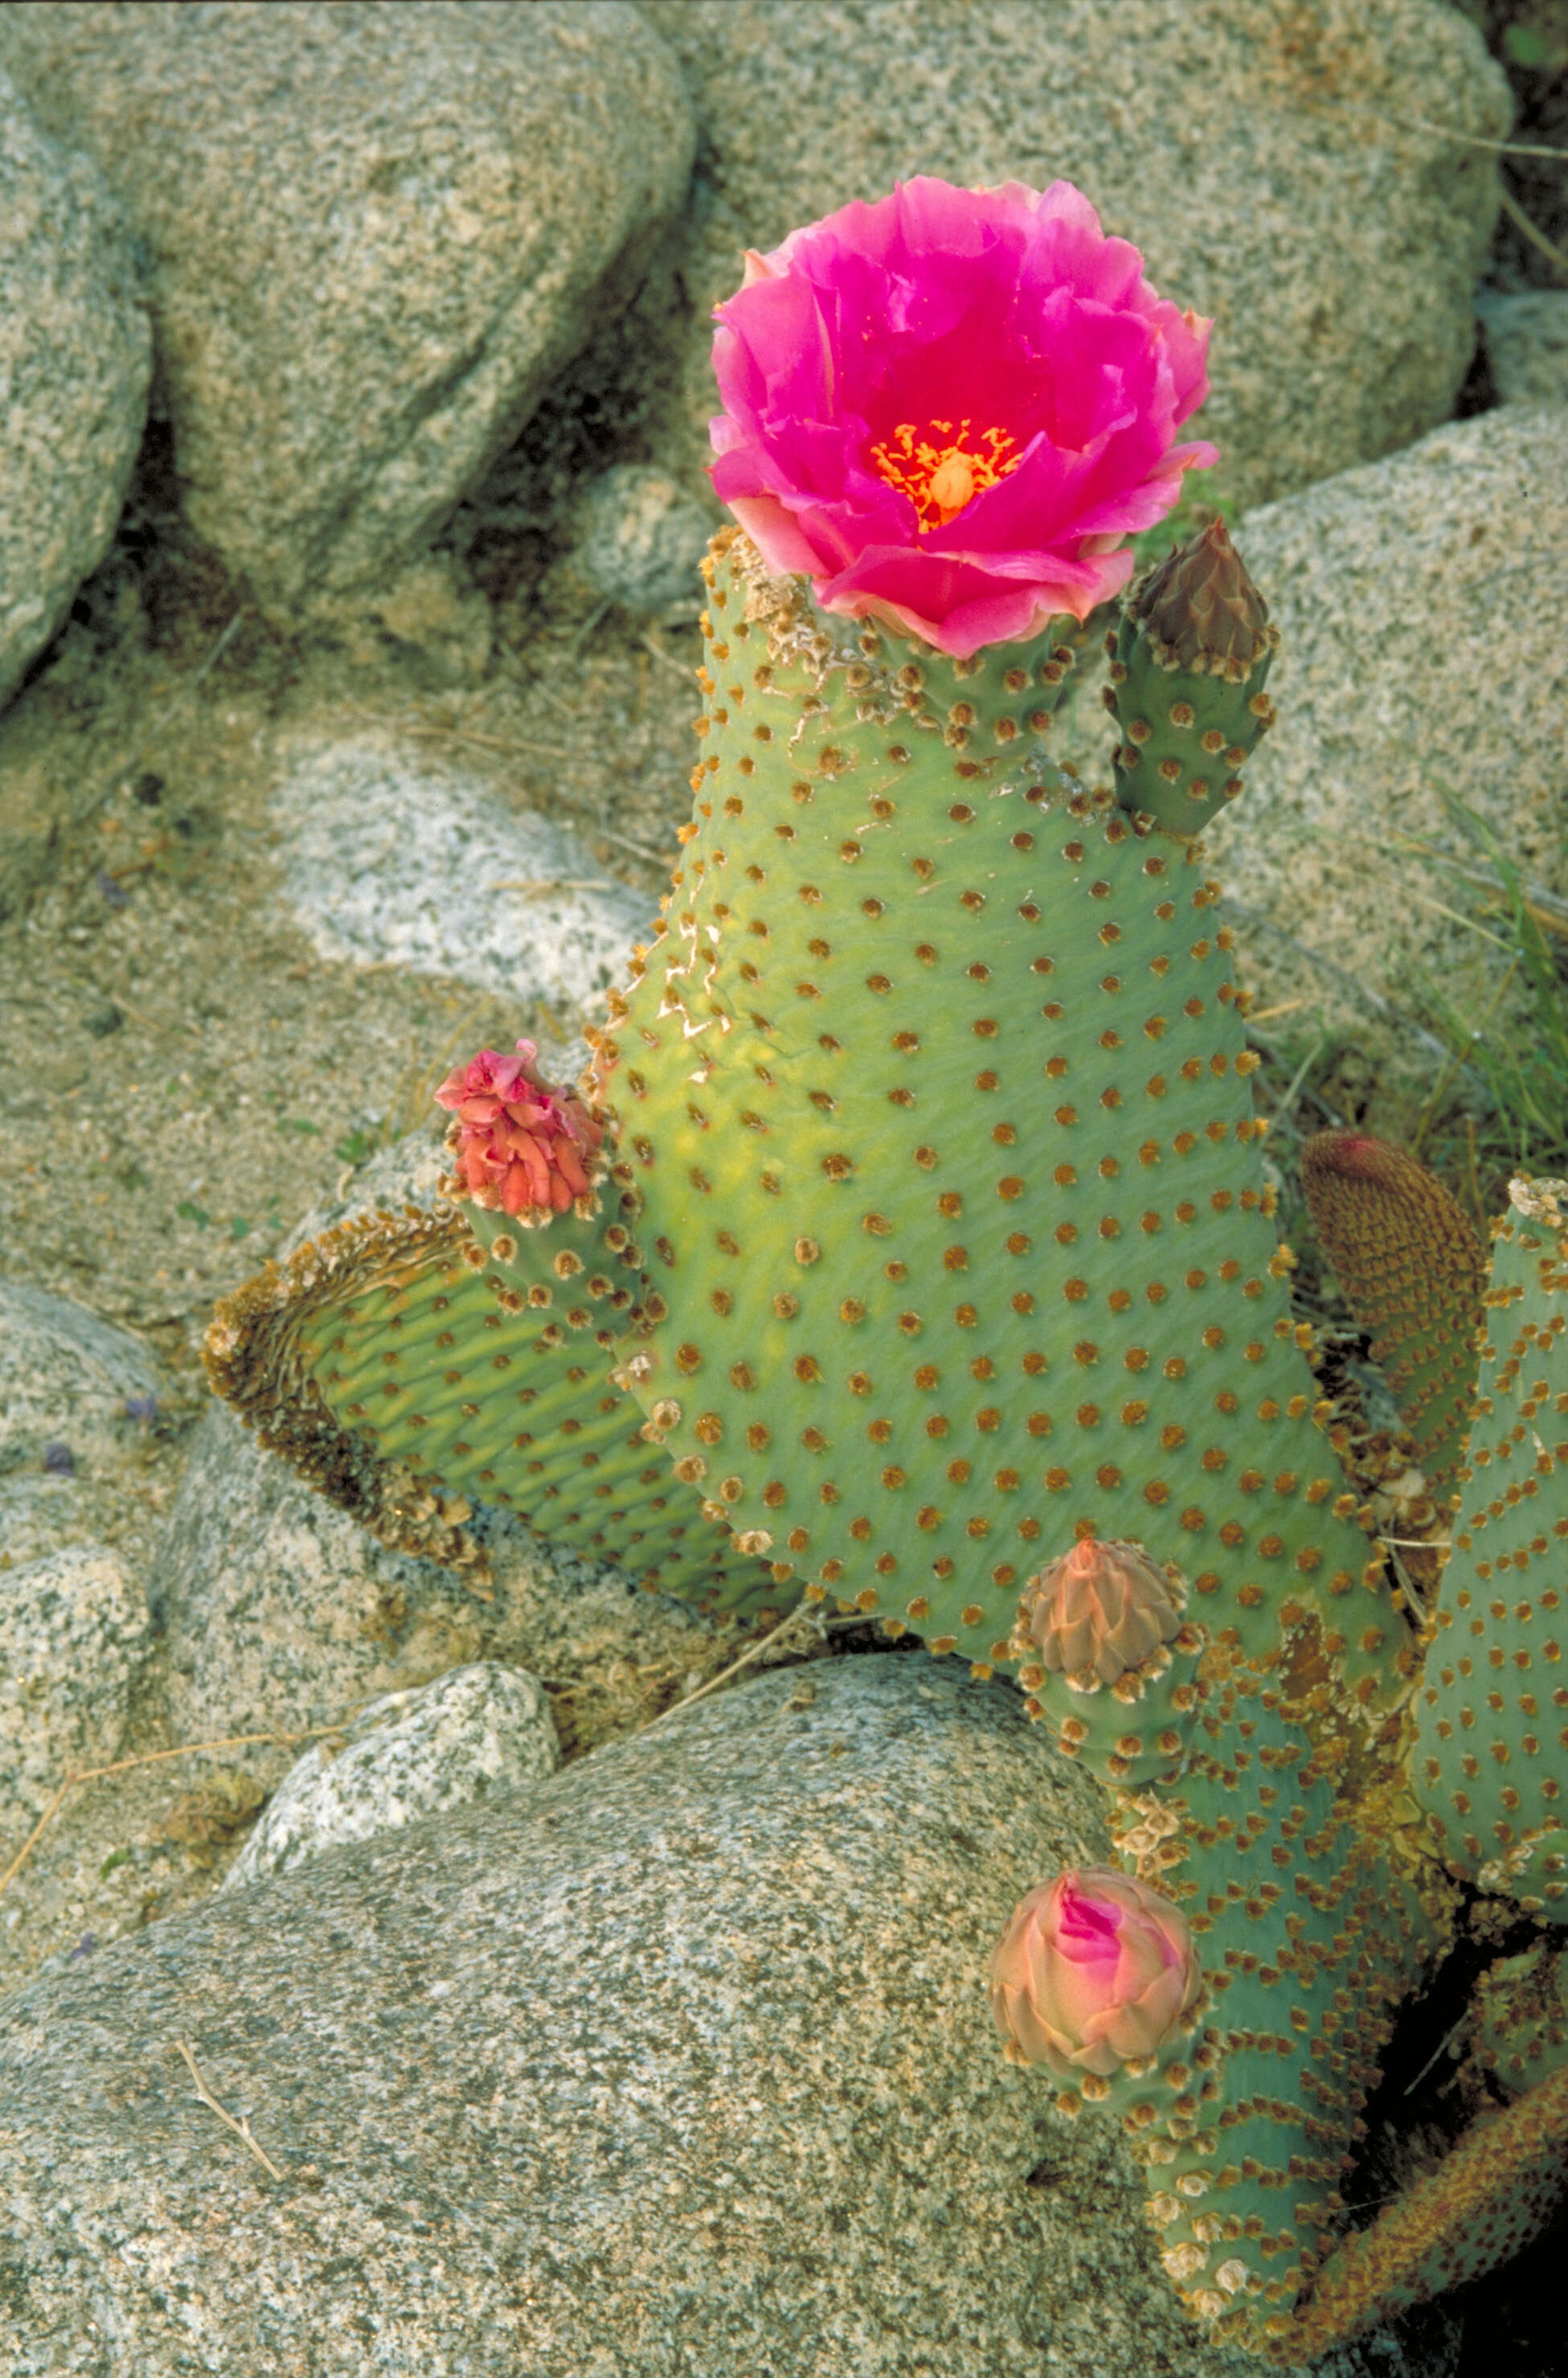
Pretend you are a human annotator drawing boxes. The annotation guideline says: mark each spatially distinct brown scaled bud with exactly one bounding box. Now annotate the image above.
[1016,1537,1185,1687]
[1124,518,1276,682]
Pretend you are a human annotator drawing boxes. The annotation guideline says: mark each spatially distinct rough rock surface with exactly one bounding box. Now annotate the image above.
[641,0,1507,513]
[0,1657,1449,2376]
[0,2,694,617]
[1478,289,1568,408]
[150,1399,515,1740]
[0,1544,153,1828]
[272,740,653,1014]
[0,1475,88,1576]
[0,68,149,711]
[1196,404,1568,1071]
[221,1662,559,1890]
[555,463,715,619]
[0,1279,168,1476]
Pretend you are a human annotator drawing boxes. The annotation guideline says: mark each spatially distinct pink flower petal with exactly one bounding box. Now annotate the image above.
[709,175,1215,657]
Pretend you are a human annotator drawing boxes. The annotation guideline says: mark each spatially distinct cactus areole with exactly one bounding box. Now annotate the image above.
[207,179,1567,2362]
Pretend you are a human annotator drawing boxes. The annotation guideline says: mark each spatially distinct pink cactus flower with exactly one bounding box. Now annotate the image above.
[1016,1536,1185,1687]
[709,176,1217,658]
[990,1868,1202,2076]
[433,1040,604,1220]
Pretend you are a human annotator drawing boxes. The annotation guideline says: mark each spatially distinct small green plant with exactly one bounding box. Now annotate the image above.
[1503,10,1568,76]
[1402,789,1568,1196]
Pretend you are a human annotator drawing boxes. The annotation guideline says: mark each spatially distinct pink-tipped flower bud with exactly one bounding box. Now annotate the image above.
[1015,1536,1185,1687]
[1125,515,1276,682]
[434,1039,604,1221]
[990,1868,1202,2076]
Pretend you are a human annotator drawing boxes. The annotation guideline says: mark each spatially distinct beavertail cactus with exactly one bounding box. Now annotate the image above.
[1011,1537,1202,1786]
[1472,1937,1568,2097]
[1413,1173,1568,1910]
[1105,517,1279,840]
[207,176,1567,2364]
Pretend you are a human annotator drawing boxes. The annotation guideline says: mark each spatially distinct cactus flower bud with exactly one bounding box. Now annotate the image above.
[709,175,1217,657]
[1124,515,1275,682]
[990,1868,1202,2075]
[434,1039,604,1220]
[1016,1535,1185,1686]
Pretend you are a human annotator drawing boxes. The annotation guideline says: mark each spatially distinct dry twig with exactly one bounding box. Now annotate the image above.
[0,1720,363,1904]
[1498,186,1568,282]
[633,1605,823,1739]
[176,2039,285,2181]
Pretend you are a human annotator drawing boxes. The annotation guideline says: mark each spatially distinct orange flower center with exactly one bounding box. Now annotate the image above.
[866,418,1024,531]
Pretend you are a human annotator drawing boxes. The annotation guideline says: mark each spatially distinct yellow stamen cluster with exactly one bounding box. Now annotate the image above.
[867,417,1022,530]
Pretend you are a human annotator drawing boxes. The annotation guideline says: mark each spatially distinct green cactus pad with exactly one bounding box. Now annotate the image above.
[1286,2059,1568,2359]
[1413,1175,1568,1911]
[1300,1132,1486,1497]
[1104,519,1280,842]
[1124,1736,1443,2358]
[1038,1605,1448,2359]
[592,530,1403,1729]
[206,1192,773,1607]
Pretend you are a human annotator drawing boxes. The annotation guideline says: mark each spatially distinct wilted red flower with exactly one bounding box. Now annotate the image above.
[709,176,1217,658]
[990,1867,1202,2077]
[434,1040,603,1220]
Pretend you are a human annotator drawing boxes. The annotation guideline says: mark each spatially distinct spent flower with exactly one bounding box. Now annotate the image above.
[435,1040,603,1220]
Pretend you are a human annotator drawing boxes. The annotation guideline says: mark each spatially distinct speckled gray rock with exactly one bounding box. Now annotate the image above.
[273,740,653,1013]
[1193,405,1568,1074]
[221,1661,559,1891]
[641,0,1506,513]
[0,1474,84,1576]
[555,463,715,618]
[0,1280,167,1477]
[0,1657,1450,2377]
[151,1399,508,1740]
[0,2,693,619]
[1478,289,1568,408]
[0,1544,152,1827]
[0,69,150,711]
